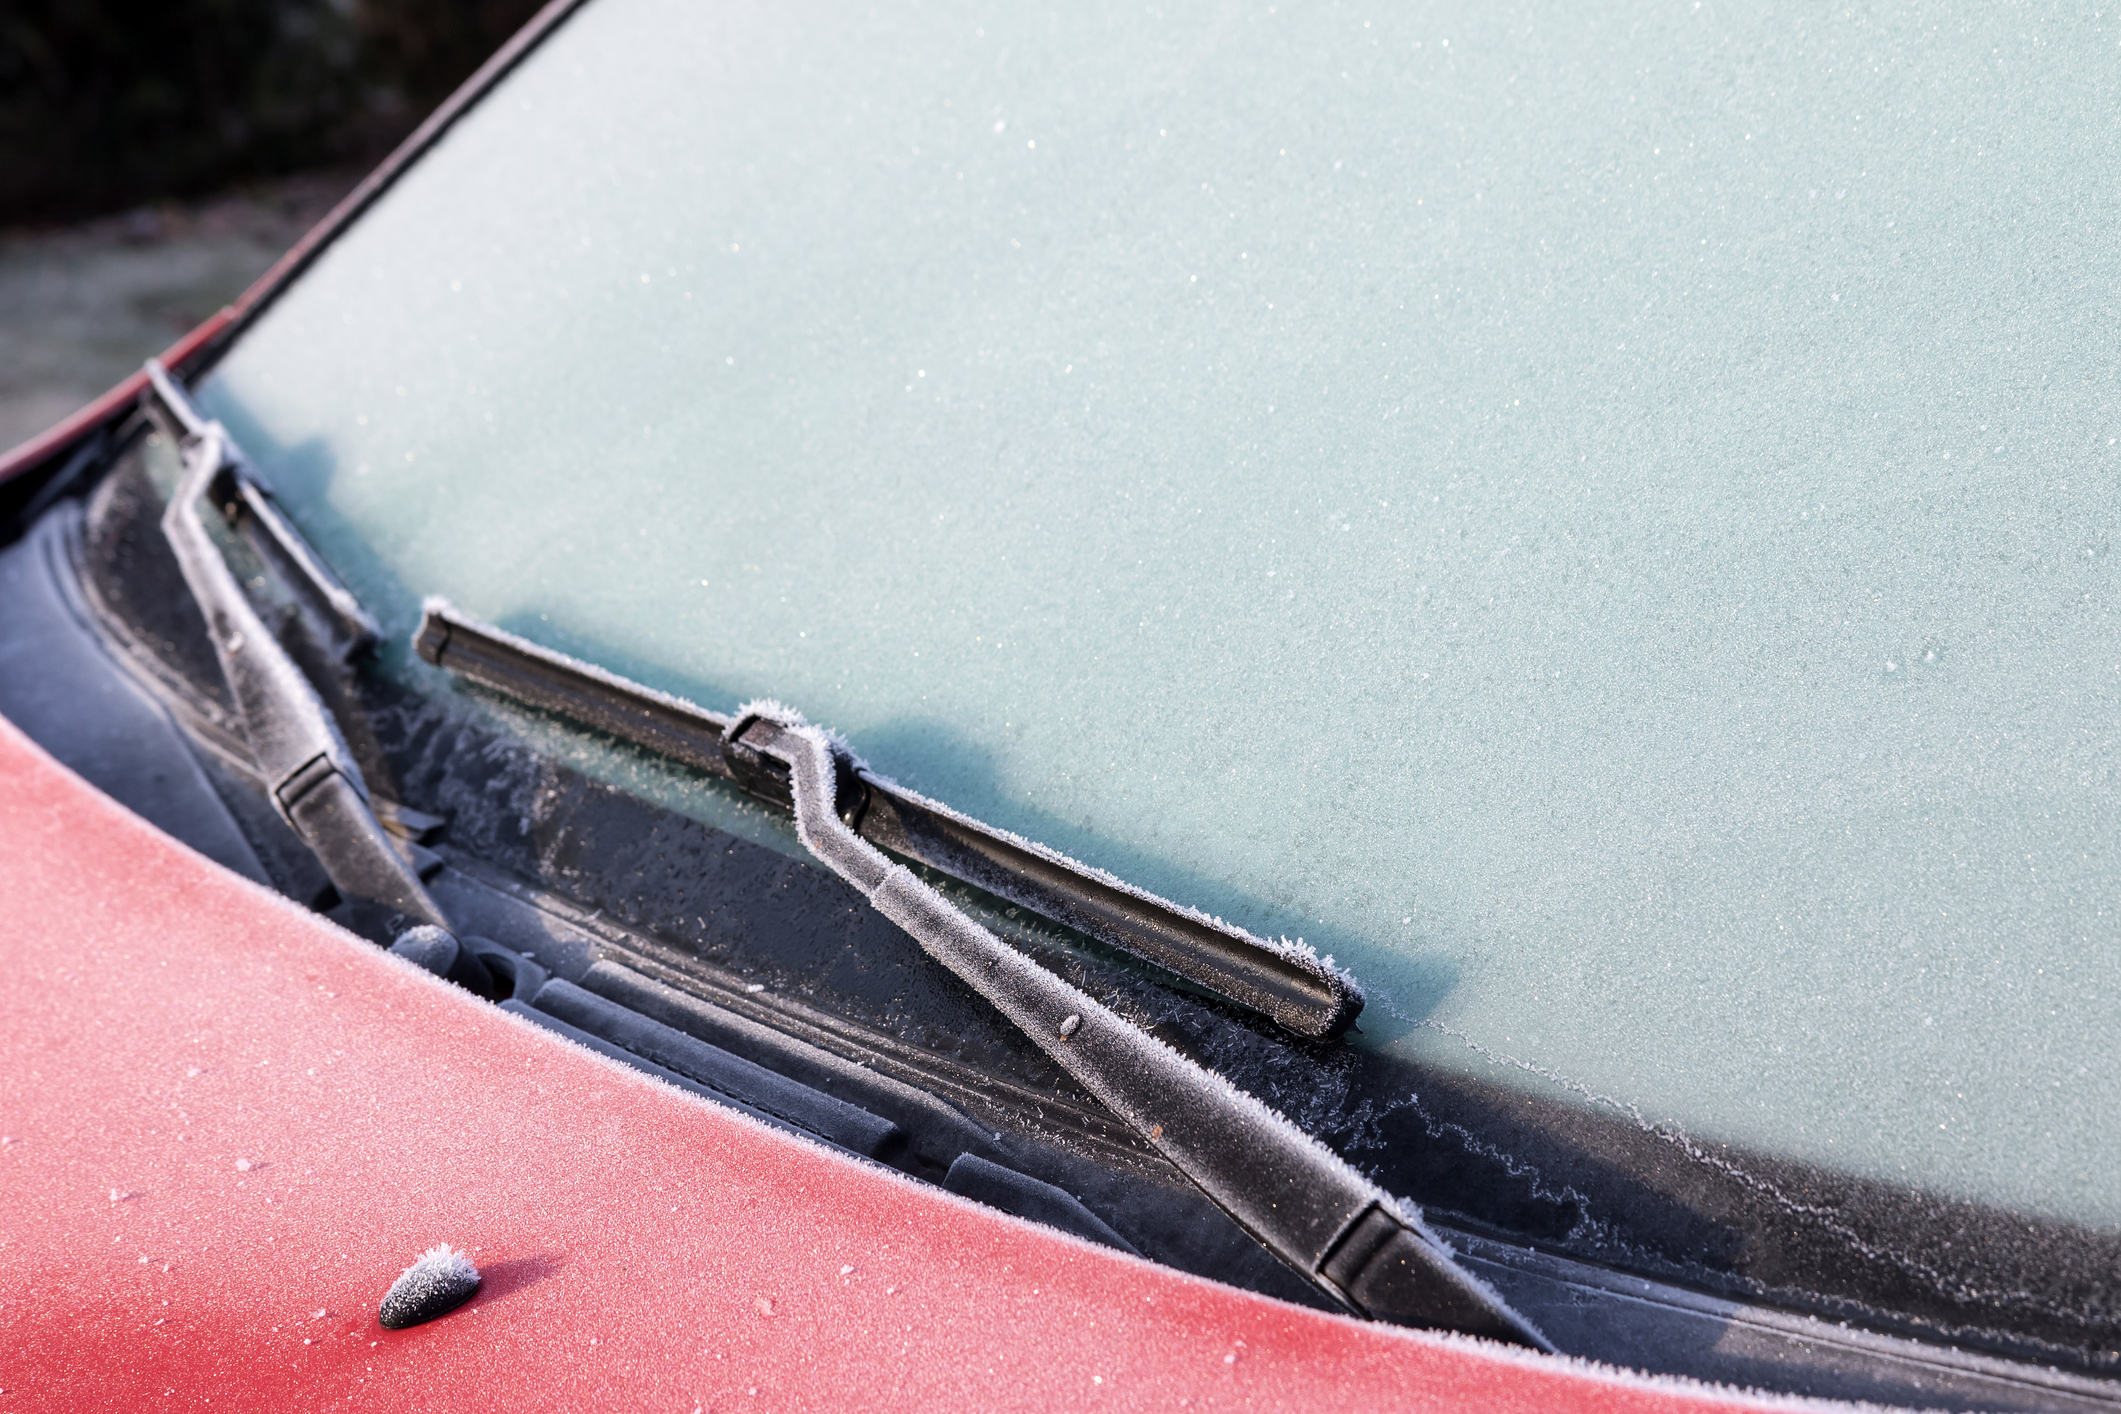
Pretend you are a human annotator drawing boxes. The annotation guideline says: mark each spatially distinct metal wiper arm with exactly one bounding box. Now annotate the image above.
[747,707,1550,1348]
[414,603,1362,1039]
[146,363,447,929]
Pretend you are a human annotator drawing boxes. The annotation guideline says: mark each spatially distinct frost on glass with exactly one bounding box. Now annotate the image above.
[199,0,2121,1226]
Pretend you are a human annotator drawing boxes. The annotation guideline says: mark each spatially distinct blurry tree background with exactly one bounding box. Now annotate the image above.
[0,0,549,225]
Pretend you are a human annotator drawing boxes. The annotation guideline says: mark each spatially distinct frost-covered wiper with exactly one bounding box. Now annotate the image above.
[145,361,451,932]
[758,707,1549,1347]
[417,605,1547,1347]
[415,604,1361,1040]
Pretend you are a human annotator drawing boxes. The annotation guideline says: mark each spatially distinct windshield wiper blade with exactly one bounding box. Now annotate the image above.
[146,362,449,931]
[414,602,1361,1039]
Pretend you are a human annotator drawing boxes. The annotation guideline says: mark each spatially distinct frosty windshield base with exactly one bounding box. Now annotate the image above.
[414,602,1362,1039]
[743,708,1549,1349]
[147,362,451,932]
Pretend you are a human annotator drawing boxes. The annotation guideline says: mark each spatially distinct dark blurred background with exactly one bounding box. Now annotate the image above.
[0,0,546,226]
[0,0,547,452]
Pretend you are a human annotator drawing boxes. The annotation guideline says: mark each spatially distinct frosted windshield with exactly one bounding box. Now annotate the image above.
[199,0,2121,1227]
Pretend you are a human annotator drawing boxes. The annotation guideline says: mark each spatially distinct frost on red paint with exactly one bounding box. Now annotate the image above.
[0,712,1788,1412]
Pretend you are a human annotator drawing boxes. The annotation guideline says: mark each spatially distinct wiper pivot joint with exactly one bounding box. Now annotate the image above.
[723,709,870,831]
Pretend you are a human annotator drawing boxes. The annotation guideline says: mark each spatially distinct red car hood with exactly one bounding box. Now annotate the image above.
[0,710,1790,1411]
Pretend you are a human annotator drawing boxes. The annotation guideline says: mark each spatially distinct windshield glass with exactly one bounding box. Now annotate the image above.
[197,0,2121,1230]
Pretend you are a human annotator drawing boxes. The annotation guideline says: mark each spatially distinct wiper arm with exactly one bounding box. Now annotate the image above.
[414,605,1544,1346]
[146,362,448,931]
[414,604,1361,1040]
[742,707,1549,1347]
